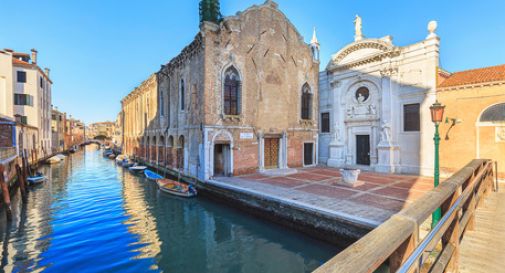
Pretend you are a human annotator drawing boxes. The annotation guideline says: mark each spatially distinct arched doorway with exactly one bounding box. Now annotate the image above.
[158,135,165,165]
[477,102,505,177]
[212,130,233,177]
[167,136,174,168]
[151,136,157,162]
[177,135,184,170]
[145,136,150,160]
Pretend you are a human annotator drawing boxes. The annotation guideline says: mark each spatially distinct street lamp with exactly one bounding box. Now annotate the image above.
[430,100,445,228]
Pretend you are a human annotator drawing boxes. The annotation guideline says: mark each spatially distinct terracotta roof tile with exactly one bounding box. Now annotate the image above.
[438,64,505,88]
[12,58,30,65]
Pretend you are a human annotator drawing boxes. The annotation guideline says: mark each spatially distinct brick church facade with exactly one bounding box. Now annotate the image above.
[122,0,320,180]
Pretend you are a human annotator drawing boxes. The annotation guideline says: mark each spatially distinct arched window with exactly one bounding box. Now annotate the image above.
[301,83,312,120]
[159,87,164,116]
[178,135,185,148]
[167,135,174,147]
[223,66,241,115]
[480,103,505,123]
[180,79,185,111]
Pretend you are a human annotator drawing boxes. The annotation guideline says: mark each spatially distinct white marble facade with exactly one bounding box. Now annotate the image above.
[319,18,440,176]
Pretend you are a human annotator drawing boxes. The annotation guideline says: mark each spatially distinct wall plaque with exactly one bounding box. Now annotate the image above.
[240,132,254,139]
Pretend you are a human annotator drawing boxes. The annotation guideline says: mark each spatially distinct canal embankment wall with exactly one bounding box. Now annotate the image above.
[135,157,373,247]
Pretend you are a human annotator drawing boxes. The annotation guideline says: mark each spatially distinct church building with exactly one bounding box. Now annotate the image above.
[319,17,440,176]
[128,0,320,180]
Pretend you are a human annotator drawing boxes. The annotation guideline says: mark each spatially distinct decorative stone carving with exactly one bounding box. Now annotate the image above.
[368,105,376,115]
[380,65,398,77]
[345,82,379,120]
[299,119,314,126]
[355,87,369,103]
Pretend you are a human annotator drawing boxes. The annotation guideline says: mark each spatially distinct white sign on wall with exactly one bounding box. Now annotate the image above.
[240,132,254,139]
[496,127,505,143]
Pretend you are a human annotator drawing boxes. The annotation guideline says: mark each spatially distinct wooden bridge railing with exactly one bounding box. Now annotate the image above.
[314,159,495,273]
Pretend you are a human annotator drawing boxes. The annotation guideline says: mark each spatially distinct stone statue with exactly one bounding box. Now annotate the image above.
[357,93,365,103]
[354,15,363,41]
[333,128,340,142]
[380,122,391,143]
[368,104,376,115]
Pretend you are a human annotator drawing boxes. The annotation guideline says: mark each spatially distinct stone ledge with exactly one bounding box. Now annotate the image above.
[198,179,375,247]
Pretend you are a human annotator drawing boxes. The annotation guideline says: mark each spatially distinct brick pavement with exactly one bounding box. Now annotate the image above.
[211,166,434,227]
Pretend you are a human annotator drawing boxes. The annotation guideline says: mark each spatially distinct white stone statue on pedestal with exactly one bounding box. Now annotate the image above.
[354,15,363,41]
[380,122,391,145]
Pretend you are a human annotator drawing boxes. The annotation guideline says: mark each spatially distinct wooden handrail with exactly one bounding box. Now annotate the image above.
[313,159,495,273]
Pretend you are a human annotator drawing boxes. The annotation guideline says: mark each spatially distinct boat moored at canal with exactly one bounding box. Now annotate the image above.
[144,169,163,181]
[157,179,198,198]
[0,145,337,272]
[26,172,48,185]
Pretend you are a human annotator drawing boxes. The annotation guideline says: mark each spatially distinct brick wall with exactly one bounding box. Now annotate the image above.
[0,124,14,147]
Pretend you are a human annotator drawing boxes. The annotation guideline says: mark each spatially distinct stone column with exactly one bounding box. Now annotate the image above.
[376,68,400,173]
[327,79,346,167]
[281,131,288,169]
[258,132,264,171]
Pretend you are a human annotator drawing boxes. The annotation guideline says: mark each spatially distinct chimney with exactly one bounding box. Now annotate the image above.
[31,48,38,64]
[44,68,50,78]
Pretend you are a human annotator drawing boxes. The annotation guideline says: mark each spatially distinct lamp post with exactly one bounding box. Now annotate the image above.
[430,101,445,228]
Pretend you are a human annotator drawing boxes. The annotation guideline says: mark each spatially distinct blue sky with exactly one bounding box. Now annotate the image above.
[1,0,504,124]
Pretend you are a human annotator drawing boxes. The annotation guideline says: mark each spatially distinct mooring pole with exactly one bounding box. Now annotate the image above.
[0,164,12,221]
[16,164,27,201]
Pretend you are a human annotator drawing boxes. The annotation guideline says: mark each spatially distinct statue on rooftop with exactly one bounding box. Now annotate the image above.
[354,15,363,41]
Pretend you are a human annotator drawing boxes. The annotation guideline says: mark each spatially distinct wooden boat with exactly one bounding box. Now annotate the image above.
[115,155,126,164]
[46,156,61,164]
[157,179,197,198]
[122,160,134,168]
[144,169,163,181]
[129,164,147,172]
[27,172,47,185]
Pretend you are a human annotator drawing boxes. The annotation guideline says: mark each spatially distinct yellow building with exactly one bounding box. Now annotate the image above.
[438,64,505,178]
[121,74,157,157]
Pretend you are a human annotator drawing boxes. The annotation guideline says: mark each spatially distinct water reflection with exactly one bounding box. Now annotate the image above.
[0,146,338,273]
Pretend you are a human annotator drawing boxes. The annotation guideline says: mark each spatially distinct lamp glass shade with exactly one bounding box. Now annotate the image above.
[430,101,445,123]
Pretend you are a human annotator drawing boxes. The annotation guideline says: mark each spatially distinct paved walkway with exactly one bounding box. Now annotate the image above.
[211,167,433,227]
[460,185,505,273]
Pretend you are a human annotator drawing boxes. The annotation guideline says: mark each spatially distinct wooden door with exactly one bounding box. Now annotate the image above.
[264,138,279,169]
[304,143,314,166]
[214,144,224,176]
[356,135,370,165]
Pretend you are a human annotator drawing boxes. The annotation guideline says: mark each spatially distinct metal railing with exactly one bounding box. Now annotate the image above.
[313,159,495,273]
[0,147,16,161]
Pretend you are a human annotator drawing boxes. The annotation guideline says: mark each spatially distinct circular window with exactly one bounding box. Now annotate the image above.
[355,87,370,103]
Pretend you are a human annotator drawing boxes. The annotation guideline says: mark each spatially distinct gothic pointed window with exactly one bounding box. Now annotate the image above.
[180,79,185,111]
[159,87,164,116]
[223,66,241,116]
[301,83,312,120]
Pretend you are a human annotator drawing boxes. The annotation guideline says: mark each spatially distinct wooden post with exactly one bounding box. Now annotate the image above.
[441,188,461,272]
[0,164,12,220]
[389,229,419,273]
[16,164,27,200]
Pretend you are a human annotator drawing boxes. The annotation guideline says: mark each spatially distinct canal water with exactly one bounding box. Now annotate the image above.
[0,146,339,273]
